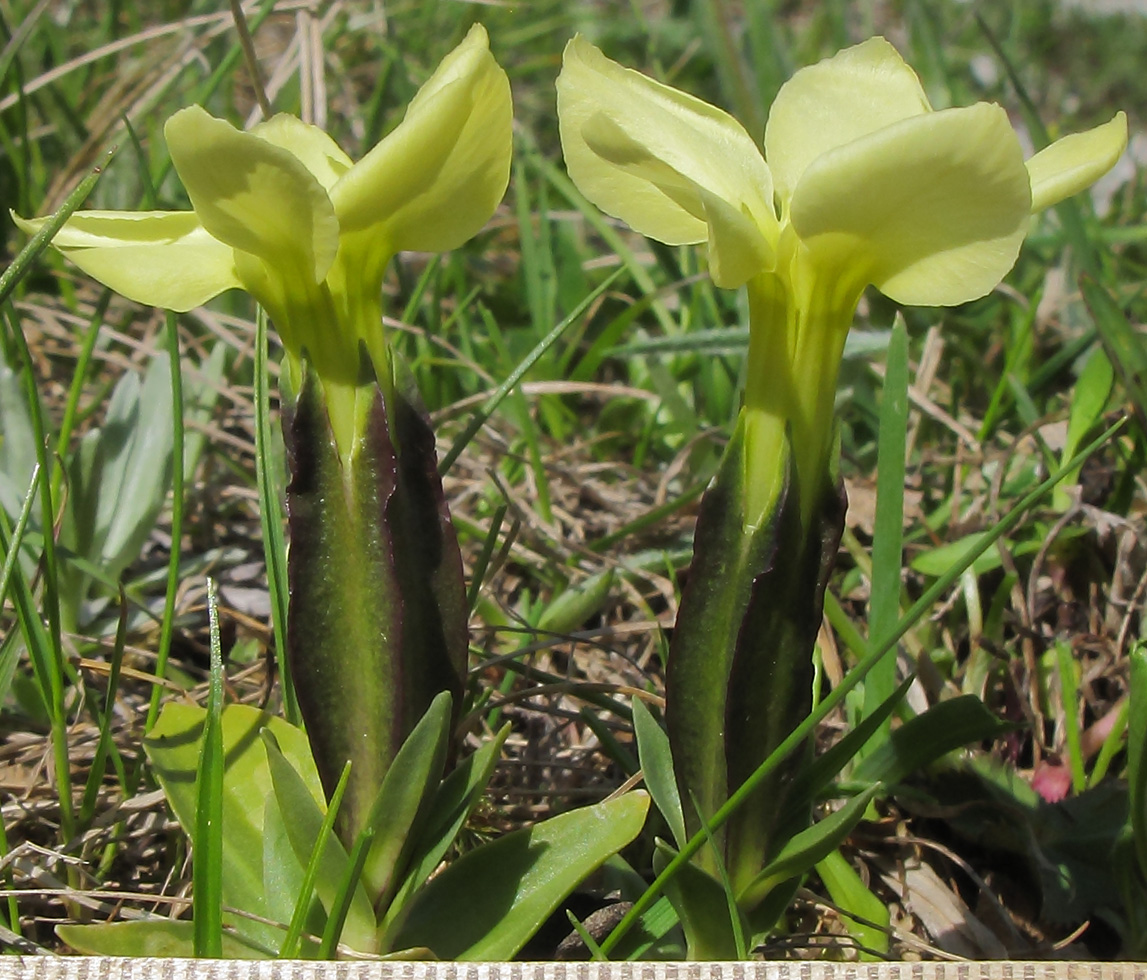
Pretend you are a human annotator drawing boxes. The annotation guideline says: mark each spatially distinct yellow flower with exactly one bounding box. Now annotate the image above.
[16,25,512,461]
[557,35,1126,526]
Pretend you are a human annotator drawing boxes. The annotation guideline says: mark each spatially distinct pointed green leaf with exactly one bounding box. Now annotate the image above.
[359,691,451,911]
[261,791,324,944]
[861,316,908,751]
[384,724,511,928]
[632,699,687,850]
[263,735,376,952]
[785,675,913,816]
[852,694,1012,788]
[737,784,879,911]
[390,792,650,959]
[536,568,617,635]
[653,841,743,960]
[815,848,889,959]
[56,920,272,959]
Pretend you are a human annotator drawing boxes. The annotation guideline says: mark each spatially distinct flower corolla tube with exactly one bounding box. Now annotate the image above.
[16,24,512,462]
[557,35,1126,526]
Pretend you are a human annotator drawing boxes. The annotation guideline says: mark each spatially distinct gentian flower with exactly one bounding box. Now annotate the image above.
[16,24,512,462]
[559,37,1127,943]
[558,35,1126,527]
[17,25,513,850]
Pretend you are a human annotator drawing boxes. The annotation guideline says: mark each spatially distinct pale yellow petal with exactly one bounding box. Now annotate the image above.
[791,103,1031,306]
[253,113,353,191]
[765,36,931,205]
[698,189,774,288]
[332,24,512,253]
[1027,111,1128,213]
[13,210,241,312]
[165,105,339,282]
[557,35,776,260]
[577,111,772,287]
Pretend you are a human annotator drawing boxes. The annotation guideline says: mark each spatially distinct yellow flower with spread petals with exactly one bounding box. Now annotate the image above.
[16,25,512,462]
[557,35,1126,526]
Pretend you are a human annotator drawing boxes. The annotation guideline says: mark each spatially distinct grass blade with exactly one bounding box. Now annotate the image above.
[279,760,353,959]
[861,316,909,750]
[437,268,623,475]
[254,307,297,724]
[193,579,225,959]
[146,310,186,730]
[0,152,109,307]
[1081,277,1147,436]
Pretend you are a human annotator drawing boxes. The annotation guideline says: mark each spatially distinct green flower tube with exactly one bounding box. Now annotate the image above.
[18,24,514,846]
[557,33,1125,916]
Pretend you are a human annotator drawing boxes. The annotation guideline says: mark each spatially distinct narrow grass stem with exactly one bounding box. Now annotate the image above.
[193,579,225,959]
[229,0,272,119]
[254,307,298,724]
[280,761,353,959]
[146,310,186,731]
[50,292,110,504]
[437,268,622,475]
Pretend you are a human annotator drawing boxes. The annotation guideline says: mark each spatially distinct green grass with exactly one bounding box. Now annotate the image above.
[1,0,1145,959]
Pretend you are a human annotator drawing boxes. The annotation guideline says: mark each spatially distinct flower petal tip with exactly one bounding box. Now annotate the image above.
[1027,111,1129,213]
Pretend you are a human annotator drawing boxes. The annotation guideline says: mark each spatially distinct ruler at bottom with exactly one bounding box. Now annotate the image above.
[1,961,1144,980]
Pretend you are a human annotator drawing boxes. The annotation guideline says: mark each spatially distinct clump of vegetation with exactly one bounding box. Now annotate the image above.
[1,0,1145,962]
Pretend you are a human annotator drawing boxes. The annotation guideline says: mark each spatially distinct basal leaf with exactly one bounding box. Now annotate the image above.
[359,690,451,913]
[57,920,271,959]
[852,694,1012,788]
[144,702,322,951]
[632,698,686,850]
[383,723,511,929]
[737,785,879,912]
[389,792,649,959]
[263,734,376,952]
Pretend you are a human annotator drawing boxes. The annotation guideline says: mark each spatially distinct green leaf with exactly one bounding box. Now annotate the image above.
[633,698,687,850]
[383,724,511,929]
[737,784,880,911]
[54,350,181,636]
[389,791,650,959]
[1055,344,1114,510]
[359,690,451,912]
[56,920,271,959]
[263,738,376,953]
[910,531,1042,578]
[786,675,913,814]
[536,568,617,635]
[852,695,1012,788]
[261,790,325,948]
[654,841,744,960]
[65,353,174,576]
[144,702,323,952]
[815,848,889,959]
[861,315,908,751]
